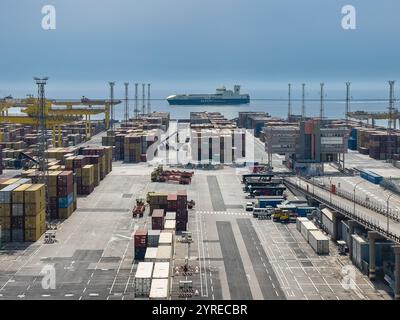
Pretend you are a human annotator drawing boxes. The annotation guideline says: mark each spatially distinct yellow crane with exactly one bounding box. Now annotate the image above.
[0,96,121,146]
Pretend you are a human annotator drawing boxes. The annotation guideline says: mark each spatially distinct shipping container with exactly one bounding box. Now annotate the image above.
[258,197,284,208]
[308,230,330,255]
[296,217,310,232]
[321,208,334,236]
[164,220,176,232]
[147,230,160,247]
[145,247,158,262]
[159,232,173,246]
[156,245,172,262]
[153,262,170,279]
[0,184,21,203]
[134,228,148,247]
[134,247,146,261]
[300,220,319,242]
[134,262,154,297]
[149,278,169,300]
[165,212,176,220]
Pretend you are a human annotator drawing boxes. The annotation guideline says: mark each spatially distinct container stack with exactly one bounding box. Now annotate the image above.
[152,209,165,230]
[57,171,74,219]
[124,134,142,163]
[134,262,154,297]
[81,165,95,195]
[150,262,170,300]
[0,182,46,243]
[176,190,188,232]
[147,230,160,247]
[147,192,168,213]
[24,184,46,242]
[134,228,148,261]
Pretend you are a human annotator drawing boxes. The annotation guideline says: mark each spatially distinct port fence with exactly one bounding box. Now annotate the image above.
[284,178,400,244]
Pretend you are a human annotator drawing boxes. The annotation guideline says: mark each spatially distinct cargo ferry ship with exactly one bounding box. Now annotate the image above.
[166,85,250,105]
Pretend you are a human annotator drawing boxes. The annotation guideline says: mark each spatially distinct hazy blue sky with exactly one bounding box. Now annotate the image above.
[0,0,399,98]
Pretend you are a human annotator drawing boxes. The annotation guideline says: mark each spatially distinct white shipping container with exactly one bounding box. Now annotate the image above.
[296,217,309,232]
[300,221,319,242]
[156,245,172,262]
[159,232,173,246]
[164,220,176,231]
[153,262,170,279]
[308,230,330,255]
[165,212,176,220]
[134,262,154,297]
[145,247,158,262]
[149,278,169,300]
[321,208,334,236]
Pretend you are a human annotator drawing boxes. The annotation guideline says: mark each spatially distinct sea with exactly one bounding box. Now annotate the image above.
[4,81,397,126]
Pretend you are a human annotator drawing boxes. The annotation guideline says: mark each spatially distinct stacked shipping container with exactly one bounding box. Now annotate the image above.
[0,180,46,243]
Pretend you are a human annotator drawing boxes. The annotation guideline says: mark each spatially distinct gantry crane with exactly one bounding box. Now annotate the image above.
[0,96,121,146]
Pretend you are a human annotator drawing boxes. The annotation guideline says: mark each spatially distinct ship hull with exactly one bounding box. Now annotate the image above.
[167,98,250,105]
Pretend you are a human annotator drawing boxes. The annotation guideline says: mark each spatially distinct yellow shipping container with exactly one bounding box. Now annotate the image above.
[24,184,46,204]
[48,171,62,186]
[82,165,94,186]
[24,209,46,229]
[21,169,37,178]
[24,223,46,242]
[0,204,11,217]
[12,184,32,204]
[25,202,45,216]
[0,178,20,189]
[0,216,11,229]
[65,156,76,169]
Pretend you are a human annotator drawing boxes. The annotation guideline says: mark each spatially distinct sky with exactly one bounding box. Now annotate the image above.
[0,0,399,98]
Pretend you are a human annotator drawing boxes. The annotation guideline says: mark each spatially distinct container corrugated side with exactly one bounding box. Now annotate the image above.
[308,230,330,254]
[134,262,154,297]
[296,217,309,232]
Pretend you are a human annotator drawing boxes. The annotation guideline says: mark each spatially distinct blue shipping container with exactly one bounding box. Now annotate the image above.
[58,193,74,208]
[296,206,316,217]
[259,198,284,208]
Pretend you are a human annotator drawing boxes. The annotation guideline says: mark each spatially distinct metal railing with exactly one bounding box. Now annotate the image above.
[284,179,400,244]
[296,176,400,223]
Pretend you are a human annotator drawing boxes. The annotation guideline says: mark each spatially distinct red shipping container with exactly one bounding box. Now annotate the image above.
[134,228,148,247]
[57,171,74,186]
[58,184,74,197]
[152,209,165,230]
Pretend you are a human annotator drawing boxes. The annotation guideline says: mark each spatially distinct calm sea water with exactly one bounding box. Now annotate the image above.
[5,81,396,126]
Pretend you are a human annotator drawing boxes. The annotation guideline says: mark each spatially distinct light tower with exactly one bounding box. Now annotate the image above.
[287,83,292,120]
[388,80,396,160]
[142,83,146,116]
[320,83,325,119]
[109,82,115,130]
[345,82,351,123]
[301,83,306,119]
[134,83,139,119]
[147,84,151,115]
[34,76,49,220]
[124,82,129,123]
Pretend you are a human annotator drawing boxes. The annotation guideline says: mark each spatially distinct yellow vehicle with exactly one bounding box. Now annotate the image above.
[273,209,297,223]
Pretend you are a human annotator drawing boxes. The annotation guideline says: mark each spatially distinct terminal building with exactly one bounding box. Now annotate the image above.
[264,119,349,175]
